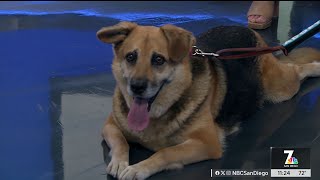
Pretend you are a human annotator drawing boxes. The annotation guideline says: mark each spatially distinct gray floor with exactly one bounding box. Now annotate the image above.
[1,1,320,180]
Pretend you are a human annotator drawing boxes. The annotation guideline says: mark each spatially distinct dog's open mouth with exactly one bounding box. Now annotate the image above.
[127,81,166,132]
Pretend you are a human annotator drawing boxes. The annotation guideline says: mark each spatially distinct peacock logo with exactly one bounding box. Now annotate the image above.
[284,150,299,165]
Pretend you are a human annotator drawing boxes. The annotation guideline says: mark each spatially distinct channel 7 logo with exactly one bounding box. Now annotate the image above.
[271,148,310,169]
[284,150,298,165]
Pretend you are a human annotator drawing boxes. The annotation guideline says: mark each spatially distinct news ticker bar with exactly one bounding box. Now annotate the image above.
[211,169,311,178]
[211,147,311,178]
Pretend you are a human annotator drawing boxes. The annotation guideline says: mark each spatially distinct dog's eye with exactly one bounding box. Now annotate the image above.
[125,51,137,64]
[152,55,166,66]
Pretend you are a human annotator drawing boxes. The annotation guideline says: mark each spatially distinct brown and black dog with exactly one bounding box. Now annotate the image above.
[96,21,320,180]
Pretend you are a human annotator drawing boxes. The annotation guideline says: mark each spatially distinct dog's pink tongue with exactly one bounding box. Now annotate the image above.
[128,98,150,132]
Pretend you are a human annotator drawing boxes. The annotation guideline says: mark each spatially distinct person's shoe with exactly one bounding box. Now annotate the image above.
[247,1,279,30]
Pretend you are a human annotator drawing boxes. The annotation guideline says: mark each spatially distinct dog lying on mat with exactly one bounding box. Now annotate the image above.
[96,21,320,180]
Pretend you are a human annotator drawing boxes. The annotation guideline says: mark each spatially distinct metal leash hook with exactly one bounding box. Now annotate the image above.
[191,46,220,57]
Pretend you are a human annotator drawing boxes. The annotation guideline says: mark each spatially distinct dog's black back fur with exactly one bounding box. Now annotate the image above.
[196,26,264,130]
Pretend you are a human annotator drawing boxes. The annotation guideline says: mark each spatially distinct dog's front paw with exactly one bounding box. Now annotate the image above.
[119,164,151,180]
[106,159,129,178]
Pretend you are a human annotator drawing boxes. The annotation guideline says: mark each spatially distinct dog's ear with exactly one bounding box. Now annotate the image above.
[160,24,196,62]
[96,21,137,44]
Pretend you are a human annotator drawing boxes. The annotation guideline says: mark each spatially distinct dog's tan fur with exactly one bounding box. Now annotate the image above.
[97,22,320,180]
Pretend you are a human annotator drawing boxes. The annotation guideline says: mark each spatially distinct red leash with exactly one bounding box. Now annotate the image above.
[190,20,320,60]
[190,45,288,60]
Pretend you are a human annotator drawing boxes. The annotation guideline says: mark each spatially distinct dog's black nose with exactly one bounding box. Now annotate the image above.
[130,79,148,95]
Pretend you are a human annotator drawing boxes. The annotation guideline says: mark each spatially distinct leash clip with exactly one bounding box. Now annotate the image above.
[191,46,219,57]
